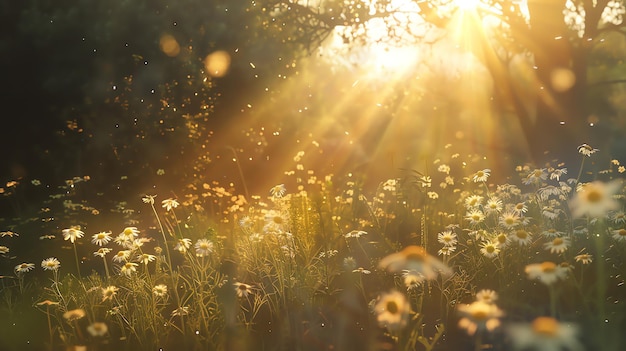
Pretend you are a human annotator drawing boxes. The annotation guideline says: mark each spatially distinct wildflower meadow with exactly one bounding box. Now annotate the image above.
[1,143,625,351]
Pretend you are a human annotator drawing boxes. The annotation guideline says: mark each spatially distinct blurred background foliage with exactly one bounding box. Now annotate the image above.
[1,0,626,224]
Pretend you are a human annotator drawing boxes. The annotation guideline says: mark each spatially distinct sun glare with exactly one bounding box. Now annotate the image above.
[455,0,481,11]
[321,0,424,76]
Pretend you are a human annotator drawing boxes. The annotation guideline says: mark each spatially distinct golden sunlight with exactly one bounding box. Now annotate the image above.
[322,0,424,75]
[454,0,481,11]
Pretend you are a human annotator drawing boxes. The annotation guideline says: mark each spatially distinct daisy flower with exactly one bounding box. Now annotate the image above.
[541,228,564,238]
[119,227,140,239]
[41,257,61,271]
[161,198,179,211]
[577,143,598,157]
[476,289,498,304]
[234,282,254,298]
[612,211,626,224]
[402,270,425,290]
[464,195,484,209]
[525,261,568,285]
[352,267,371,274]
[494,232,509,248]
[269,184,287,198]
[142,195,156,205]
[379,245,451,279]
[263,210,288,234]
[62,227,84,243]
[114,234,134,249]
[0,246,9,255]
[512,202,528,215]
[574,253,593,265]
[472,169,491,183]
[570,180,621,218]
[510,229,533,246]
[457,301,503,336]
[345,230,368,238]
[485,197,503,213]
[0,231,19,237]
[94,248,112,258]
[524,168,548,185]
[438,245,456,256]
[175,238,192,253]
[507,316,583,351]
[538,186,563,201]
[102,286,119,302]
[610,227,626,242]
[437,230,458,246]
[465,210,486,226]
[63,309,86,321]
[550,168,568,181]
[195,238,215,257]
[15,262,35,274]
[152,284,168,297]
[120,262,138,277]
[136,253,157,265]
[112,250,131,263]
[87,322,109,337]
[480,241,500,258]
[239,216,254,228]
[382,179,397,192]
[542,206,561,220]
[544,237,571,254]
[499,211,521,229]
[373,291,410,332]
[91,231,112,246]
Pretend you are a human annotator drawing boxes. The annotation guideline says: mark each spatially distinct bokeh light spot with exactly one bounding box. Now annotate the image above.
[204,50,231,78]
[550,68,575,92]
[159,34,180,57]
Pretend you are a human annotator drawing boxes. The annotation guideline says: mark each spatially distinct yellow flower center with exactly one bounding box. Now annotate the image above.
[533,170,542,177]
[472,214,481,221]
[486,245,495,253]
[497,234,507,244]
[532,317,559,336]
[540,262,556,273]
[586,189,602,203]
[386,301,399,314]
[124,228,134,235]
[403,246,427,262]
[476,171,484,178]
[618,229,626,237]
[516,230,528,239]
[552,238,563,246]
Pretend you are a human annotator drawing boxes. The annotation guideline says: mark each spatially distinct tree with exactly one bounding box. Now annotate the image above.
[256,0,626,164]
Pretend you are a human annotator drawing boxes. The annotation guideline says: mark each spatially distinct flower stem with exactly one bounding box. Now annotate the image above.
[72,242,82,279]
[102,257,110,279]
[549,284,557,318]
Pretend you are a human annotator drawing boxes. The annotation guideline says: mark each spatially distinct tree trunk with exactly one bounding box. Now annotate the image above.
[526,0,589,165]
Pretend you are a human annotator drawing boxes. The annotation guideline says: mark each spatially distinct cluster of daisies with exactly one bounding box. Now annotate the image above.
[373,245,585,351]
